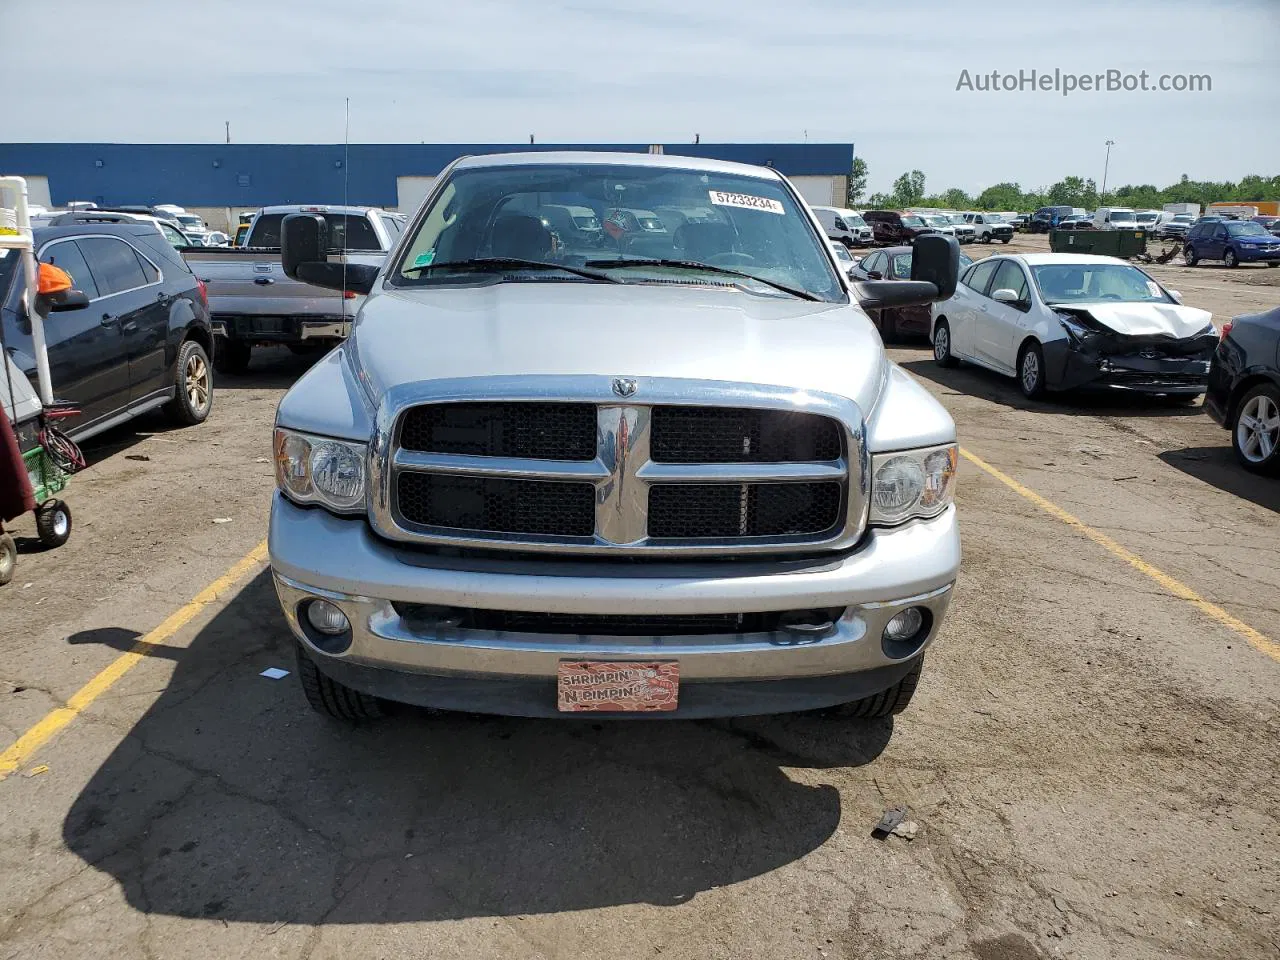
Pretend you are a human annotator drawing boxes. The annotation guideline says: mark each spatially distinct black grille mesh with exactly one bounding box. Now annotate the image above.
[397,473,595,536]
[400,402,597,460]
[648,482,842,538]
[394,606,846,636]
[651,406,841,463]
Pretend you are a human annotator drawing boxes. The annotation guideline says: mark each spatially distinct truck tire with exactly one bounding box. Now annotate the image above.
[1000,237,1011,244]
[0,533,15,586]
[295,643,384,721]
[165,340,213,426]
[1184,245,1198,266]
[213,337,252,376]
[836,658,923,718]
[1223,248,1239,268]
[35,499,72,548]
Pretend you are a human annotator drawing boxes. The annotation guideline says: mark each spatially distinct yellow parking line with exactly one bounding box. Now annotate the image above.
[960,448,1280,663]
[0,541,269,781]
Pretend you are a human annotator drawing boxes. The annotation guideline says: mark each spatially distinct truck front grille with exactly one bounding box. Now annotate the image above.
[399,402,596,460]
[384,386,862,555]
[397,473,595,537]
[393,604,848,637]
[647,482,842,538]
[650,406,841,463]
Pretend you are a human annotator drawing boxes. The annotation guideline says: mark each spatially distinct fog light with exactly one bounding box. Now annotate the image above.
[883,607,925,643]
[305,599,350,636]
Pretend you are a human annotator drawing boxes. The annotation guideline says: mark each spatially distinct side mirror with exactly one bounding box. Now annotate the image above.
[282,212,379,295]
[281,213,327,279]
[867,269,883,280]
[910,233,960,300]
[49,290,91,312]
[991,288,1019,303]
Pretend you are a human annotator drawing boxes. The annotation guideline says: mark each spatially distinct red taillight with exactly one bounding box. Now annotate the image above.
[343,289,356,300]
[196,277,208,308]
[1221,319,1233,339]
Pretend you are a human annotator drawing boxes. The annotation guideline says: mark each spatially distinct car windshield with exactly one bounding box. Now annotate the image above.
[250,212,381,250]
[1135,213,1158,222]
[1032,263,1172,304]
[900,215,925,227]
[1173,215,1193,223]
[1226,221,1269,237]
[844,213,867,228]
[177,215,201,227]
[394,161,844,301]
[924,216,950,226]
[831,244,852,262]
[947,215,967,224]
[1109,212,1137,222]
[985,214,1004,222]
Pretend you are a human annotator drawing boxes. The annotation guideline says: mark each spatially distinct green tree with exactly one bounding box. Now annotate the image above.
[1046,176,1098,209]
[846,156,869,206]
[865,192,892,209]
[940,187,971,209]
[975,182,1026,211]
[890,170,926,206]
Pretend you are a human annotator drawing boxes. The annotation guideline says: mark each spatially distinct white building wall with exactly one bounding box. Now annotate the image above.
[788,175,844,208]
[396,176,437,215]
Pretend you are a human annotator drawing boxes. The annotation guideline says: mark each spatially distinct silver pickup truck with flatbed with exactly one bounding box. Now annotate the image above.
[180,204,405,374]
[268,152,962,724]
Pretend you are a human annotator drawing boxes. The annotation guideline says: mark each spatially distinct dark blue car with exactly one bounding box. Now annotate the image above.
[1183,219,1280,268]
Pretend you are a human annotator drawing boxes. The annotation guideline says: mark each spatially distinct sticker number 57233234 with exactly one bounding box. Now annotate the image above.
[708,190,785,215]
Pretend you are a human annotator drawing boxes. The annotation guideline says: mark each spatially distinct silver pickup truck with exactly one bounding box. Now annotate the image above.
[181,205,405,374]
[268,152,961,724]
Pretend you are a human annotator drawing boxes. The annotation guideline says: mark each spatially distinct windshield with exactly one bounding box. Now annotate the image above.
[843,213,867,228]
[985,214,1004,222]
[1108,211,1137,222]
[831,244,852,262]
[177,215,202,227]
[900,215,925,227]
[1031,263,1172,304]
[249,212,381,250]
[947,215,967,224]
[394,162,844,301]
[1135,213,1158,222]
[1226,221,1269,237]
[924,216,950,226]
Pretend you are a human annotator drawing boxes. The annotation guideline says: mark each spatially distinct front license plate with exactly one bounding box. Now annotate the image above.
[557,661,679,713]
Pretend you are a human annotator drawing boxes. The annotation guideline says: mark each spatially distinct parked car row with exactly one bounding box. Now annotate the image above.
[814,207,1012,248]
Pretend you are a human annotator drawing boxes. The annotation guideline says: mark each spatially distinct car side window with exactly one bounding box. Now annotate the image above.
[1214,226,1228,239]
[77,236,150,297]
[991,260,1029,302]
[39,240,100,300]
[965,258,999,296]
[134,248,160,284]
[378,213,404,240]
[161,224,187,247]
[864,252,884,274]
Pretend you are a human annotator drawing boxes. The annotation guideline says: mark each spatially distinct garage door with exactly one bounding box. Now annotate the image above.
[788,176,839,208]
[396,176,437,216]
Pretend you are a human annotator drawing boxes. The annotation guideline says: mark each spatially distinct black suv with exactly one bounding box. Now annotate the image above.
[1,223,215,441]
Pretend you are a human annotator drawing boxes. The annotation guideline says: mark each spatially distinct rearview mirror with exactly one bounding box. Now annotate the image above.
[991,288,1019,303]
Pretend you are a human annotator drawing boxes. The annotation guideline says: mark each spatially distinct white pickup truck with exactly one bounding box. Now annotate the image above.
[181,204,406,374]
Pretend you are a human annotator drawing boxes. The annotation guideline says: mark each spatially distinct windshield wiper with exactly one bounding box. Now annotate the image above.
[584,258,819,301]
[402,257,618,283]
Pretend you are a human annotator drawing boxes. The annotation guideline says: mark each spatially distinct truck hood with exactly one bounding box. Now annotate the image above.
[1054,301,1213,339]
[351,282,886,411]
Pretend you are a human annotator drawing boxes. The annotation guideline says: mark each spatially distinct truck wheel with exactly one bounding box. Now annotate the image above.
[1000,237,1011,244]
[165,340,213,426]
[0,533,15,586]
[837,658,923,718]
[933,320,958,367]
[1184,245,1198,266]
[35,499,72,548]
[1018,341,1047,399]
[295,643,384,721]
[1232,383,1280,475]
[1223,248,1239,268]
[213,337,252,376]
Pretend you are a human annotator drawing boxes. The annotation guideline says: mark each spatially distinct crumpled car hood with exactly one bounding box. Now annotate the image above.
[1056,302,1214,339]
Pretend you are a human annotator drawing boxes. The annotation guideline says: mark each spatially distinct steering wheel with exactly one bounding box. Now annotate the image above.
[706,252,757,267]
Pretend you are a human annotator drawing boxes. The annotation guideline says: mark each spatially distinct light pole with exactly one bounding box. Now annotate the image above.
[1101,139,1115,197]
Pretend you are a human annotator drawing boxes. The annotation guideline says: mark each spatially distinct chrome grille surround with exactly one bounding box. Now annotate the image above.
[369,376,869,556]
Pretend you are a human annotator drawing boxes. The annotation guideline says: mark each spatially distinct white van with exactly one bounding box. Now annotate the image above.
[811,206,873,247]
[1093,207,1139,230]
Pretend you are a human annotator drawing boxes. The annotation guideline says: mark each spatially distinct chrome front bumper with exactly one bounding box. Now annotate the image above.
[269,494,959,688]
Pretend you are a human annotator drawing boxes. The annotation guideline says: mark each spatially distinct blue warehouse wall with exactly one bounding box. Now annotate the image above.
[0,142,855,207]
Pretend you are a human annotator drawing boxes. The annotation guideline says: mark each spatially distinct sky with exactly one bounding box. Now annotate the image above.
[8,0,1279,195]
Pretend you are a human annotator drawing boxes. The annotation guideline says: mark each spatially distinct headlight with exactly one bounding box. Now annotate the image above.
[869,444,957,526]
[273,428,367,514]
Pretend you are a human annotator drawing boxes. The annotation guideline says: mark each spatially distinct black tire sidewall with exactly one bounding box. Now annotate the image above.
[170,340,213,425]
[1232,384,1280,475]
[36,500,72,548]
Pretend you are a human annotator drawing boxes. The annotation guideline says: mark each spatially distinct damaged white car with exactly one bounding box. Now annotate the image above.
[930,253,1218,399]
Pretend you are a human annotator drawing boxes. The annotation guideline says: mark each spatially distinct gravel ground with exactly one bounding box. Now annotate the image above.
[0,243,1276,960]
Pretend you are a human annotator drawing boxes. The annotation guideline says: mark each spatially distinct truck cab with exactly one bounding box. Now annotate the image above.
[268,152,961,724]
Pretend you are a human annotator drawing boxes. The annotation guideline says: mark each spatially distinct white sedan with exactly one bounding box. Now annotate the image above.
[929,253,1219,399]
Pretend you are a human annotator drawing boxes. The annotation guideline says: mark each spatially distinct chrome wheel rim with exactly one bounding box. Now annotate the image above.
[51,510,69,538]
[1021,350,1040,393]
[1237,394,1280,464]
[1225,250,1236,266]
[0,542,12,578]
[185,354,210,412]
[934,327,949,361]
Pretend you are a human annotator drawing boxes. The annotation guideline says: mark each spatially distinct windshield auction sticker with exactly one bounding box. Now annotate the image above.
[708,190,785,215]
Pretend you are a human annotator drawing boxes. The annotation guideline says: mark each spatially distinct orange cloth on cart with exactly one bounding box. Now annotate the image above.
[36,262,72,296]
[0,410,36,522]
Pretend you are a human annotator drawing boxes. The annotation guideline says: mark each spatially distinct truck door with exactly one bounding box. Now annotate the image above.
[36,238,132,428]
[76,236,171,404]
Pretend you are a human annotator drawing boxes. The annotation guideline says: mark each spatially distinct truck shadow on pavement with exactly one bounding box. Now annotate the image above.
[62,571,890,924]
[898,356,1209,418]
